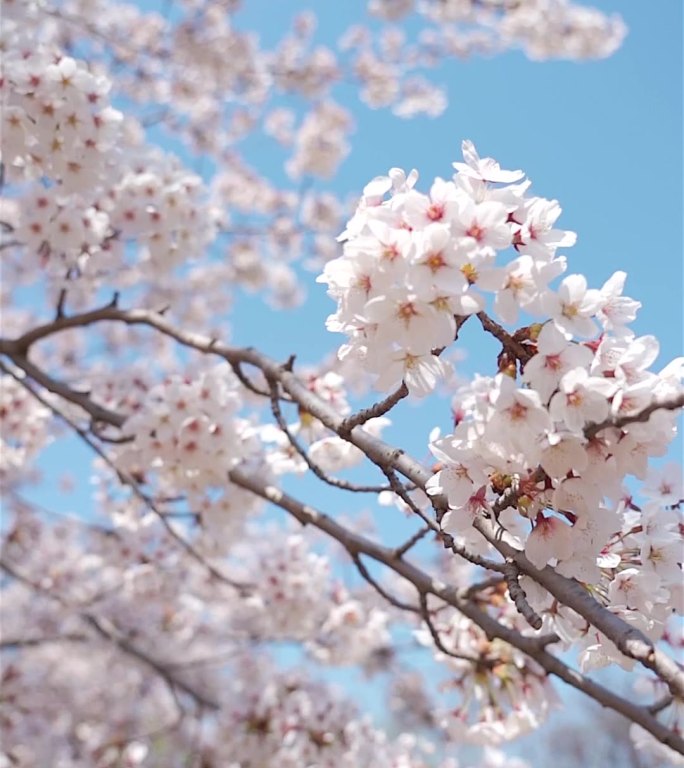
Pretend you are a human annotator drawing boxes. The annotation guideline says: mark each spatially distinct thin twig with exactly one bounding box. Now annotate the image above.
[392,525,432,559]
[503,559,543,630]
[585,393,684,439]
[381,466,441,534]
[229,360,273,399]
[440,531,506,573]
[351,553,421,614]
[418,593,483,664]
[267,378,393,494]
[649,695,674,714]
[462,575,505,599]
[0,633,89,649]
[338,383,408,434]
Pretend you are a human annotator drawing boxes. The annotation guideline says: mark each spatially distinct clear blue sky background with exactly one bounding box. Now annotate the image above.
[17,1,682,763]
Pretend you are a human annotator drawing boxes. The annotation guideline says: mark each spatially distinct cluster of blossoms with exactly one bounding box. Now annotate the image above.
[105,144,219,274]
[1,14,122,192]
[32,0,624,162]
[2,8,220,305]
[9,138,221,314]
[320,139,578,396]
[1,508,507,768]
[0,374,53,483]
[1,10,122,280]
[349,0,625,115]
[2,483,444,762]
[118,365,261,527]
[320,142,682,761]
[415,601,558,744]
[0,510,205,766]
[236,533,334,640]
[285,100,353,180]
[308,584,392,668]
[322,141,681,587]
[368,0,626,60]
[513,464,683,670]
[208,655,445,768]
[233,532,393,665]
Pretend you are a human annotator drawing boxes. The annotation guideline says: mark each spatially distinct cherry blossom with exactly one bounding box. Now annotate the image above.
[1,2,683,766]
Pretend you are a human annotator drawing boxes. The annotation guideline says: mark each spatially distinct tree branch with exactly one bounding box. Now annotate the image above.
[418,592,482,663]
[266,377,392,494]
[585,393,684,439]
[227,467,684,755]
[0,558,219,710]
[392,525,432,558]
[3,305,682,707]
[351,553,422,614]
[473,515,684,701]
[503,558,543,630]
[338,382,408,434]
[476,311,534,364]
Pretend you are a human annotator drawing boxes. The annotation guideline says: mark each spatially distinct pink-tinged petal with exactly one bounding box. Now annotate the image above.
[525,515,573,569]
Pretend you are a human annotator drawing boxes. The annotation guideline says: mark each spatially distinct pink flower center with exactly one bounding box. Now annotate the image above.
[426,202,445,221]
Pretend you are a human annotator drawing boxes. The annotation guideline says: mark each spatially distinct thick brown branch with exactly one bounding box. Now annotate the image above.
[4,353,126,427]
[228,467,684,755]
[473,516,684,701]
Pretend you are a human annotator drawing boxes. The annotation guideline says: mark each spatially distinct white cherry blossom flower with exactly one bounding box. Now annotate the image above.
[642,463,683,505]
[516,196,577,260]
[453,139,525,184]
[543,273,604,338]
[522,321,593,404]
[597,270,641,335]
[549,367,617,433]
[525,514,574,569]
